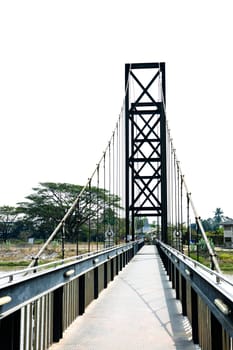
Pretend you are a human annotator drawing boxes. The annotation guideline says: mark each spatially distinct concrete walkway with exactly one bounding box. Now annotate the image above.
[49,245,198,350]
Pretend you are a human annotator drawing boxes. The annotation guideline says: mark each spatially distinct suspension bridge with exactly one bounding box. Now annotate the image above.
[0,62,233,350]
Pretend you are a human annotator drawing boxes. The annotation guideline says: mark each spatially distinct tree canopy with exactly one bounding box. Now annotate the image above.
[15,182,122,241]
[0,186,229,245]
[213,208,224,225]
[0,206,19,242]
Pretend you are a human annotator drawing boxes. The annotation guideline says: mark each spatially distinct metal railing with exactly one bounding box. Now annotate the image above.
[156,239,233,350]
[0,239,144,350]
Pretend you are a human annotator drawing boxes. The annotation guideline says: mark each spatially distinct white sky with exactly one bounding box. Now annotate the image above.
[0,0,233,220]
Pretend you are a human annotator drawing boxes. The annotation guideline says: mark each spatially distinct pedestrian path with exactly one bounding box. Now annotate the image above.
[49,245,198,350]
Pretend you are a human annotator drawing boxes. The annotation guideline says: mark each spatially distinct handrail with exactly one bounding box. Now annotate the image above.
[157,240,233,291]
[0,241,136,286]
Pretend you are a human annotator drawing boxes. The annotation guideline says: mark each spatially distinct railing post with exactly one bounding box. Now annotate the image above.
[175,268,180,300]
[122,252,124,269]
[110,259,114,281]
[126,249,129,263]
[79,274,85,315]
[104,261,108,288]
[191,288,199,344]
[94,267,99,299]
[53,287,63,342]
[168,258,172,281]
[181,275,187,316]
[0,310,20,350]
[116,254,119,275]
[211,312,223,350]
[120,253,123,271]
[171,263,175,289]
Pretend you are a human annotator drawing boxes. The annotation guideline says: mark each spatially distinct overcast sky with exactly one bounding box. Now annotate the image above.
[1,1,233,219]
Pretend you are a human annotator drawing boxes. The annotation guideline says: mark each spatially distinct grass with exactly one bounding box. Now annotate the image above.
[0,261,29,267]
[190,250,233,272]
[0,241,105,267]
[217,251,233,272]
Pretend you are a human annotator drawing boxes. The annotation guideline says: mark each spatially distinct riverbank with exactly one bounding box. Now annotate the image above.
[0,241,104,267]
[1,243,233,273]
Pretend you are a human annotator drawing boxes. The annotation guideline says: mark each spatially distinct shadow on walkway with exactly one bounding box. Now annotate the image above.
[120,246,198,349]
[49,245,198,350]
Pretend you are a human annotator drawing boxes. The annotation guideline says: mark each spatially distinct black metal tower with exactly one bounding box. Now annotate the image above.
[125,62,167,243]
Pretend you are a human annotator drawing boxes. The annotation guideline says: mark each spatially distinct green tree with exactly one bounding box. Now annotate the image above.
[0,206,19,242]
[17,182,121,241]
[202,219,214,232]
[214,208,224,224]
[198,238,215,255]
[135,217,144,231]
[213,208,224,230]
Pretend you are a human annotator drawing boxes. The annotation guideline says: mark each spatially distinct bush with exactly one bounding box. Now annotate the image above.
[198,238,215,253]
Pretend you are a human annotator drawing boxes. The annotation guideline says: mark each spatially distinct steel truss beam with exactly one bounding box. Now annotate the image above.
[125,62,167,242]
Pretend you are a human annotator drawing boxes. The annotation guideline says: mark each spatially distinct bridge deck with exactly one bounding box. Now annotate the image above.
[50,245,198,350]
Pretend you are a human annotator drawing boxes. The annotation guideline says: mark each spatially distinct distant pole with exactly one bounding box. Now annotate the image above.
[88,179,91,253]
[76,229,79,256]
[196,219,199,262]
[187,193,191,257]
[62,222,65,259]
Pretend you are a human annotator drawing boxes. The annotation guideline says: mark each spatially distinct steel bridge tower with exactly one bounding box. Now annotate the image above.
[125,62,167,243]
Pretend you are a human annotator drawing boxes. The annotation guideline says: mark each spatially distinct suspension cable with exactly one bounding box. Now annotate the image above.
[88,179,91,252]
[158,63,221,273]
[96,163,99,251]
[186,191,191,257]
[180,174,184,252]
[28,65,132,267]
[112,132,115,237]
[182,176,221,272]
[103,152,106,236]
